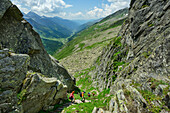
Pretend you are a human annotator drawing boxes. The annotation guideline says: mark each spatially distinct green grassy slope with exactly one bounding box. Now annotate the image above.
[41,38,63,55]
[54,17,127,60]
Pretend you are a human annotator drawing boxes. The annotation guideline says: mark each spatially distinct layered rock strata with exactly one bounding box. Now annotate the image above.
[91,0,170,112]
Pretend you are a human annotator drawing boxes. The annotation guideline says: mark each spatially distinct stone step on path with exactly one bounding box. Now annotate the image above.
[52,99,91,113]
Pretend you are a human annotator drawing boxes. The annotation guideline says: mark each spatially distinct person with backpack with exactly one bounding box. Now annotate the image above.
[80,92,82,98]
[88,92,91,97]
[69,91,75,103]
[80,91,85,102]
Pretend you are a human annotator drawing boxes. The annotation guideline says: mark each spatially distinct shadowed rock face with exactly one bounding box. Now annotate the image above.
[0,0,75,112]
[91,0,170,112]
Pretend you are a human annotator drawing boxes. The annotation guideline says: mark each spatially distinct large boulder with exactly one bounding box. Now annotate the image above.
[20,71,68,113]
[0,48,69,113]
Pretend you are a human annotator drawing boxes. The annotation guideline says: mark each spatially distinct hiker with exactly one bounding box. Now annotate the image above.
[69,91,75,103]
[93,93,95,96]
[88,92,91,97]
[80,91,85,102]
[80,91,85,97]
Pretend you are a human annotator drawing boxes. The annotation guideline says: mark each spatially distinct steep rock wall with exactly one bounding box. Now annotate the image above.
[91,0,170,112]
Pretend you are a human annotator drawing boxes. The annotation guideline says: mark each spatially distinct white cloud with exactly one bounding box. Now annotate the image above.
[71,12,83,17]
[52,12,84,20]
[11,0,72,15]
[87,7,103,18]
[84,0,130,19]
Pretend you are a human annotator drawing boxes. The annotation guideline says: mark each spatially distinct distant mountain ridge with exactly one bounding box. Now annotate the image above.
[100,7,128,23]
[76,18,102,32]
[48,16,80,32]
[24,11,74,38]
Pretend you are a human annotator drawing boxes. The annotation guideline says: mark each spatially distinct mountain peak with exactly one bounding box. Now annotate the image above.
[26,11,41,18]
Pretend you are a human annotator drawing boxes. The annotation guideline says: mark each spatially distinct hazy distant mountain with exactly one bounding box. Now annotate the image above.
[72,19,95,25]
[76,18,102,32]
[100,8,128,23]
[26,18,68,39]
[47,16,80,32]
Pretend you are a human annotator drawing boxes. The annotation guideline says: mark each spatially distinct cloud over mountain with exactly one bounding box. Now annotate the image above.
[11,0,130,19]
[85,0,130,19]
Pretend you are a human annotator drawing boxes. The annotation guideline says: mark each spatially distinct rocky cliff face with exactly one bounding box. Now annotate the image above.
[91,0,170,112]
[0,0,75,112]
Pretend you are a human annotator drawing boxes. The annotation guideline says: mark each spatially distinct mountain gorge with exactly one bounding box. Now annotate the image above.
[0,0,170,112]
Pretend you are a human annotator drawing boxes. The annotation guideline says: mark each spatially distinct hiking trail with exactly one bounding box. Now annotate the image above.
[52,99,91,113]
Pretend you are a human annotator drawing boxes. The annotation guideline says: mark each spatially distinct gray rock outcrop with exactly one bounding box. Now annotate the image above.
[0,0,75,112]
[0,49,29,113]
[0,0,75,91]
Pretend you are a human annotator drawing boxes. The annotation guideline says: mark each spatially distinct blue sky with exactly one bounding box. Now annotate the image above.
[11,0,130,20]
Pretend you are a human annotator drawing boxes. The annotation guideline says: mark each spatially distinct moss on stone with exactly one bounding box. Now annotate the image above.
[142,51,151,58]
[17,89,27,104]
[131,78,170,112]
[142,5,149,9]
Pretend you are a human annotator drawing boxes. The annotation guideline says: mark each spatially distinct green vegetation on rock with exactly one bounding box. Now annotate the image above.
[131,79,170,112]
[75,66,96,92]
[17,89,27,104]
